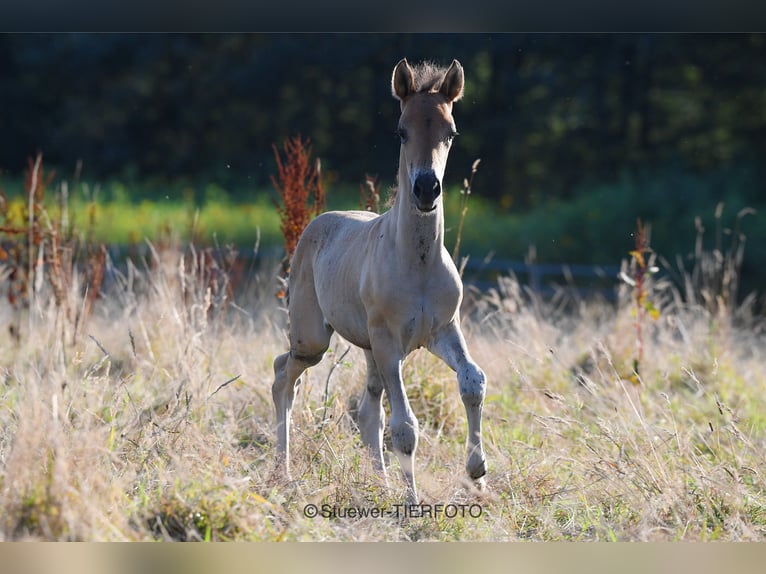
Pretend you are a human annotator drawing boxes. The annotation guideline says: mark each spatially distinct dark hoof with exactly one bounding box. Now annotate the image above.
[468,458,487,480]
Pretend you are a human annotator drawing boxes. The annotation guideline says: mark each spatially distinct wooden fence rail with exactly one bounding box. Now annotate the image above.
[460,257,623,299]
[101,243,624,300]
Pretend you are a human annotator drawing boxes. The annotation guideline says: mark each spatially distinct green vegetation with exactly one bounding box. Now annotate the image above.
[77,194,282,247]
[2,158,762,295]
[0,177,281,247]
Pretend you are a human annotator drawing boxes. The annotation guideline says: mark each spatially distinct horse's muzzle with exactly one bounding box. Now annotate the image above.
[412,172,441,212]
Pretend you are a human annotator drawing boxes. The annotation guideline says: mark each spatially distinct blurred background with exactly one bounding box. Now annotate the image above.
[0,33,764,296]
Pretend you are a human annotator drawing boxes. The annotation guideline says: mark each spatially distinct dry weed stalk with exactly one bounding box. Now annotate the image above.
[452,159,480,277]
[359,174,382,214]
[620,218,660,381]
[688,203,755,317]
[180,242,243,322]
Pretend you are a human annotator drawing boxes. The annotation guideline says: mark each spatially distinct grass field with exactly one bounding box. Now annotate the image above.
[1,233,764,541]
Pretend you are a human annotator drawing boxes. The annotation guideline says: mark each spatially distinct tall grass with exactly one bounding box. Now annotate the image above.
[1,205,765,540]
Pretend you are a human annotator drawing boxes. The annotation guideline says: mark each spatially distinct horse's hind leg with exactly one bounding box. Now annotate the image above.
[358,350,387,478]
[272,289,332,477]
[272,352,315,476]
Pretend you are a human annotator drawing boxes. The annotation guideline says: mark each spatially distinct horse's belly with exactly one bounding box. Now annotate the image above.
[322,303,371,349]
[315,273,371,349]
[333,325,372,350]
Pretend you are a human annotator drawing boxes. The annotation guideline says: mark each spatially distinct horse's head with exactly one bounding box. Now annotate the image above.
[392,59,464,213]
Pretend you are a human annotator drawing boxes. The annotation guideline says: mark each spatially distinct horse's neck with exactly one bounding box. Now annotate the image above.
[388,164,445,267]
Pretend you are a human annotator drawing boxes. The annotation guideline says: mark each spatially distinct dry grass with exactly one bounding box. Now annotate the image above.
[0,239,765,541]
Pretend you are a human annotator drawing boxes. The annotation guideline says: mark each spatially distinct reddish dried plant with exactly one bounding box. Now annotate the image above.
[360,174,382,214]
[271,135,325,263]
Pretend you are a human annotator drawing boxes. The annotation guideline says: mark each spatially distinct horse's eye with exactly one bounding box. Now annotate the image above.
[447,130,459,143]
[396,128,408,143]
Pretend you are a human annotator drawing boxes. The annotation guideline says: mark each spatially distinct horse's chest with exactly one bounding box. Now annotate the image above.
[396,291,455,352]
[360,254,461,353]
[401,304,434,351]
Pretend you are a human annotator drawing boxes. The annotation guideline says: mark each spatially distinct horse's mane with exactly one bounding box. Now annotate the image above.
[409,61,450,93]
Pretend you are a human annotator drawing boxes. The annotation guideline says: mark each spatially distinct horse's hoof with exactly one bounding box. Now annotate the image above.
[467,455,487,480]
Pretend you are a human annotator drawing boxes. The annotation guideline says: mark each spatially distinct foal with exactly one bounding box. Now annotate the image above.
[272,59,487,503]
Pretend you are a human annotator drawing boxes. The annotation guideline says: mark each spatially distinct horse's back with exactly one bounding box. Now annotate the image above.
[294,210,379,265]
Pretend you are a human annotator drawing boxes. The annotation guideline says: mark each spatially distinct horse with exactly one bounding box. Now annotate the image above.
[272,58,487,503]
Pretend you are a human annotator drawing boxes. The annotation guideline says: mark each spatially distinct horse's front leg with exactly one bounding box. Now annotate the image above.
[369,323,419,504]
[430,321,487,486]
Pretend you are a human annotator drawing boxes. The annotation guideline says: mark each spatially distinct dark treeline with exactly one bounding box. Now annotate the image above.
[2,33,765,209]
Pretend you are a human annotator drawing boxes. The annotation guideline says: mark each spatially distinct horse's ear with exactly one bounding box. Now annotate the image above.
[392,58,416,101]
[440,59,464,103]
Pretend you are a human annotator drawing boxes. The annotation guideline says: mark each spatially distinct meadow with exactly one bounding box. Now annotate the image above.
[1,156,765,541]
[1,214,765,541]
